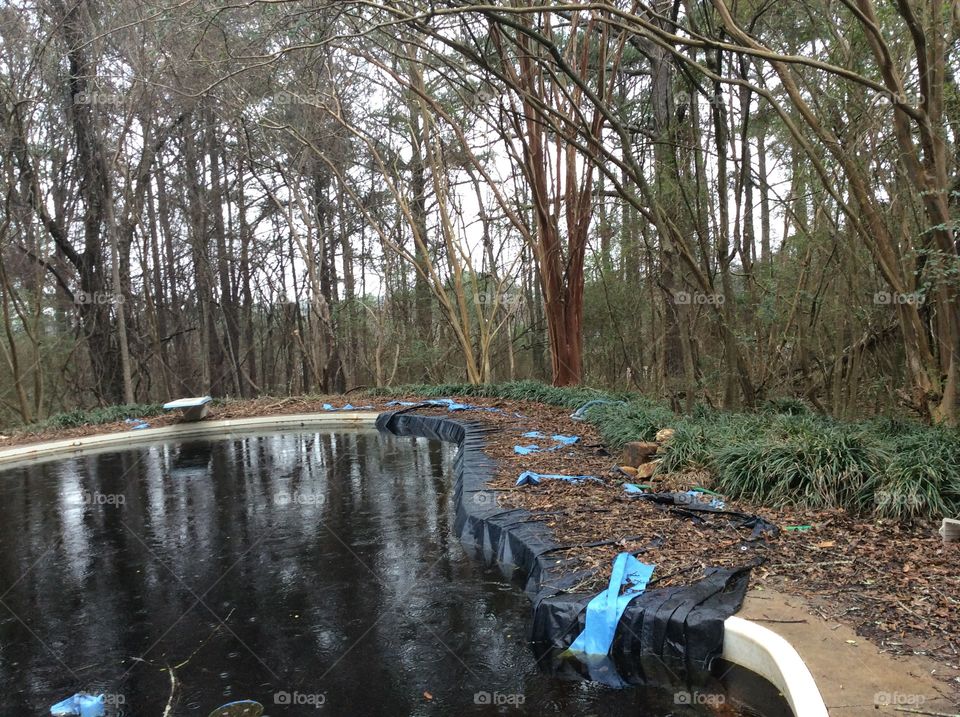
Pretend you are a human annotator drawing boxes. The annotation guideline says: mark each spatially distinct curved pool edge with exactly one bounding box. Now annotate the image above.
[722,616,828,717]
[0,412,381,467]
[0,409,829,716]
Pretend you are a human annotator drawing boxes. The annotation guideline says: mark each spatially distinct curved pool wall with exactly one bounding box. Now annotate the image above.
[0,410,828,716]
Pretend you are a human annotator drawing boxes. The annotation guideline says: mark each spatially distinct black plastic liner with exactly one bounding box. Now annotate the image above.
[376,410,752,686]
[631,491,779,540]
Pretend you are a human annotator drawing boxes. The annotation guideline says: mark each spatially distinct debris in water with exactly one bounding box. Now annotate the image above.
[207,700,264,717]
[49,693,105,717]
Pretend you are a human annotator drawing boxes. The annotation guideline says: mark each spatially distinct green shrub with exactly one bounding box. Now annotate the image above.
[369,380,632,409]
[712,425,883,509]
[760,397,812,415]
[587,399,674,447]
[32,403,165,431]
[868,428,960,520]
[655,420,715,473]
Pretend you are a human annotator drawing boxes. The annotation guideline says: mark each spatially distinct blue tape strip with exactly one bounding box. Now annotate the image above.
[569,553,655,655]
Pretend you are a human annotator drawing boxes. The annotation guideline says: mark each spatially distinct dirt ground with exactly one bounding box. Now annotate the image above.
[2,394,958,704]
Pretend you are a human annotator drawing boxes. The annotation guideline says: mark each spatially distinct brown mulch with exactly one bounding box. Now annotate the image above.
[2,394,959,699]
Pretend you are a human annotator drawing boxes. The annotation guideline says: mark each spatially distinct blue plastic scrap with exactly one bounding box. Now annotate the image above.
[384,398,519,416]
[50,694,105,717]
[516,471,598,486]
[685,490,726,510]
[385,398,473,411]
[425,398,472,411]
[322,403,373,411]
[570,399,626,421]
[514,444,542,455]
[515,432,580,454]
[569,553,656,655]
[124,418,150,430]
[623,483,647,494]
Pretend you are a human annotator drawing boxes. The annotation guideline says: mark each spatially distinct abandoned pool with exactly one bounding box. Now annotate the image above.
[0,428,791,715]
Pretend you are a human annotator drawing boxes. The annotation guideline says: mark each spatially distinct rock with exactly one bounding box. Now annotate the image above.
[941,518,960,543]
[619,465,639,476]
[655,428,676,444]
[623,441,658,465]
[636,460,660,479]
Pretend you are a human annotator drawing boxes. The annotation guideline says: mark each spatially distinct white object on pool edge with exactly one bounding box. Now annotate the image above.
[163,396,213,410]
[163,396,213,421]
[722,615,829,717]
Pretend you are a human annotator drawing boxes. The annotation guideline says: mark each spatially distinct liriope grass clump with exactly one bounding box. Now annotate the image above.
[760,397,812,416]
[654,420,715,473]
[587,399,675,447]
[711,418,884,509]
[369,380,632,410]
[867,427,960,520]
[32,403,165,431]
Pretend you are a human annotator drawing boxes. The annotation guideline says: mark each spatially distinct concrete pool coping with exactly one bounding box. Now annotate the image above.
[0,412,381,468]
[0,411,829,716]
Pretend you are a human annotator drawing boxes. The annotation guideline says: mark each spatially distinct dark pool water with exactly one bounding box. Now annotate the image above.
[0,430,782,715]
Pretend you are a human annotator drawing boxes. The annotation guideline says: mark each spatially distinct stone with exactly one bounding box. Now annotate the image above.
[941,518,960,543]
[636,460,660,479]
[655,428,676,444]
[622,441,658,465]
